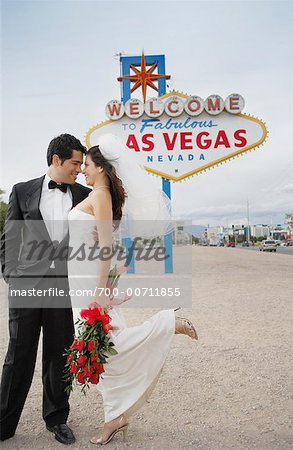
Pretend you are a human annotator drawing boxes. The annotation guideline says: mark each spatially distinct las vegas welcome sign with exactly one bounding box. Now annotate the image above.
[85,91,267,182]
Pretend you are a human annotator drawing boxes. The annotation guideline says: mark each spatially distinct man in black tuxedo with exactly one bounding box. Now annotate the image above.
[0,134,91,444]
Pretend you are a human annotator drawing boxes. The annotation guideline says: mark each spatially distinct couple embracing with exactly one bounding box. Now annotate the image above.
[0,133,198,446]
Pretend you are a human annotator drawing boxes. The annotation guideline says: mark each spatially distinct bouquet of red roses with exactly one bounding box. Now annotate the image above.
[63,303,117,394]
[63,265,131,394]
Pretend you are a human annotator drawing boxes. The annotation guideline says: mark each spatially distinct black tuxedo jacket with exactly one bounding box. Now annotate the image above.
[0,176,91,285]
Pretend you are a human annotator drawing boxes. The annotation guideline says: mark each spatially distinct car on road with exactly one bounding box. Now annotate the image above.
[241,241,249,247]
[227,241,235,247]
[259,240,277,252]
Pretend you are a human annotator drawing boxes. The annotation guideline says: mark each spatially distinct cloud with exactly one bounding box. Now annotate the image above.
[277,183,293,195]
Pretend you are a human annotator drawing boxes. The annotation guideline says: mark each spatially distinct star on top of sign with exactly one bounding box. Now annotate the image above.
[117,51,171,103]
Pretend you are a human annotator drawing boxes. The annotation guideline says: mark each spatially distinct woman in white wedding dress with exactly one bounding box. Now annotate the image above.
[68,137,198,445]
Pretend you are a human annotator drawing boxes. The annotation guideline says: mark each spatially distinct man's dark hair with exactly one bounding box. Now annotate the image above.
[47,133,87,166]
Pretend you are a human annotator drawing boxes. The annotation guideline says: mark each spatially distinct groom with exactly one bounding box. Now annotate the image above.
[0,134,91,444]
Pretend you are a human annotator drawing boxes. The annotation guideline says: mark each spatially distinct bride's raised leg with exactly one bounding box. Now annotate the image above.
[175,315,198,340]
[90,415,128,445]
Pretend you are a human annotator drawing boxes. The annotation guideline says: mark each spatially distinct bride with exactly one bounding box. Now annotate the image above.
[67,135,198,445]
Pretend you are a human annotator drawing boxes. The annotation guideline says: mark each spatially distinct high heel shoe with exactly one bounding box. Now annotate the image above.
[90,416,129,445]
[175,316,198,340]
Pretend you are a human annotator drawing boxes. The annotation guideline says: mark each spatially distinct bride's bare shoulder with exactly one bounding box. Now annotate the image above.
[88,189,112,205]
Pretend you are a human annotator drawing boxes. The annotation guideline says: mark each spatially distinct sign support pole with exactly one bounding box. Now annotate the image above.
[157,56,173,273]
[120,57,135,273]
[120,54,174,274]
[162,177,173,273]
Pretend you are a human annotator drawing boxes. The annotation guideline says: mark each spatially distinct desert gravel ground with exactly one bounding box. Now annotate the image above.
[0,247,292,449]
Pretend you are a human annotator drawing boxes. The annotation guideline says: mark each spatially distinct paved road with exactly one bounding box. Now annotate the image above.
[237,245,293,256]
[1,247,292,449]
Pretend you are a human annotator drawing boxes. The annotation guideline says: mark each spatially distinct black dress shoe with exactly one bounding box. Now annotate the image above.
[46,424,76,445]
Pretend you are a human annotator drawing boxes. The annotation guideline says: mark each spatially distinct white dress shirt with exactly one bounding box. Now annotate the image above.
[39,174,73,244]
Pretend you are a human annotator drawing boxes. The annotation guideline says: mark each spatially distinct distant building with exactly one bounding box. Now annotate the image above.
[229,225,246,239]
[174,221,191,245]
[286,214,293,240]
[206,226,229,245]
[250,225,270,238]
[199,221,292,243]
[270,225,287,241]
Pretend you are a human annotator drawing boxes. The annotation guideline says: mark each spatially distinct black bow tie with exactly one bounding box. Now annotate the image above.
[48,180,69,193]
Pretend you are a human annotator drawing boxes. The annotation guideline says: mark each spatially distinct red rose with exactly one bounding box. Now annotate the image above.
[80,306,112,327]
[66,354,74,364]
[77,354,87,367]
[75,340,85,352]
[101,313,111,326]
[93,362,104,374]
[70,364,79,374]
[83,366,93,378]
[90,354,100,364]
[98,314,112,333]
[77,371,86,384]
[103,323,113,334]
[80,307,102,325]
[89,372,100,384]
[87,340,96,352]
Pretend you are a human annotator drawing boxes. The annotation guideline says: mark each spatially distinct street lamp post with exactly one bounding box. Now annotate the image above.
[247,200,250,243]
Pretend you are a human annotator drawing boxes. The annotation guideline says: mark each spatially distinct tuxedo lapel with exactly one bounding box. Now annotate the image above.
[70,183,88,207]
[25,175,52,243]
[25,176,45,220]
[23,180,88,243]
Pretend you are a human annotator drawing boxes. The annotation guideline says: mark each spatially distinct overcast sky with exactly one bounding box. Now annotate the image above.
[1,0,292,226]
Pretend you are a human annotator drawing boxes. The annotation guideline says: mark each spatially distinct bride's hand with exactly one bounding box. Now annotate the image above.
[108,293,132,307]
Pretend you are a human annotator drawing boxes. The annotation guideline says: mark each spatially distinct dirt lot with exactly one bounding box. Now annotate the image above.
[0,247,292,449]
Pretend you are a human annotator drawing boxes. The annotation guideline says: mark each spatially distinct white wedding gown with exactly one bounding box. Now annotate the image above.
[68,208,175,422]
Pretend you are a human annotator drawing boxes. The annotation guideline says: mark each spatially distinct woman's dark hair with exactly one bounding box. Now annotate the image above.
[87,146,126,227]
[47,133,87,166]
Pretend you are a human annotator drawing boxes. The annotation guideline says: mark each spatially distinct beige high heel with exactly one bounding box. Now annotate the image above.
[175,316,198,340]
[90,416,129,445]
